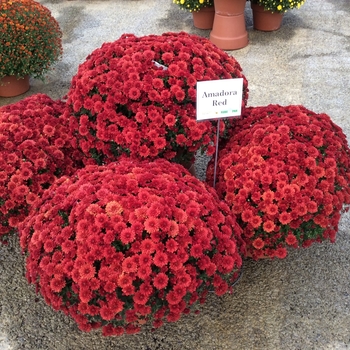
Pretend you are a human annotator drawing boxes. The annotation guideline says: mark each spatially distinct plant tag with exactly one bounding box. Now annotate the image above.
[152,60,168,70]
[196,78,243,121]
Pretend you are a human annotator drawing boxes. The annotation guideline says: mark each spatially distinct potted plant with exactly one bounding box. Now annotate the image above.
[63,32,248,167]
[0,0,62,97]
[250,0,306,31]
[207,105,350,260]
[0,94,83,243]
[173,0,215,29]
[19,158,244,335]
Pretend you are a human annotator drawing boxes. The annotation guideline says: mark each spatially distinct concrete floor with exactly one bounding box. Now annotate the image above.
[1,1,350,349]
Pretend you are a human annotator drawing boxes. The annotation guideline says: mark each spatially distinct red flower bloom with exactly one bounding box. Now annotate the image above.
[122,257,138,273]
[286,233,298,246]
[274,247,287,259]
[62,32,248,166]
[79,264,95,280]
[153,272,169,290]
[133,291,149,305]
[120,228,136,244]
[252,238,264,250]
[19,158,243,336]
[153,251,168,267]
[144,217,159,234]
[0,94,83,243]
[208,105,350,260]
[263,220,275,233]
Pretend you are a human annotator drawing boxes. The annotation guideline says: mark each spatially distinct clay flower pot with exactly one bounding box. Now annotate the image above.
[192,6,215,29]
[251,3,284,31]
[0,75,30,98]
[209,0,249,50]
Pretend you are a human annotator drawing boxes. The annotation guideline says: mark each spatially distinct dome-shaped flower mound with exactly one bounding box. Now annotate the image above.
[0,0,62,79]
[0,94,83,243]
[208,105,350,260]
[19,158,243,336]
[64,32,248,165]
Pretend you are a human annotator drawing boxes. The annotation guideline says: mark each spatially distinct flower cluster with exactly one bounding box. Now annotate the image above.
[19,158,243,336]
[63,32,248,166]
[251,0,305,13]
[173,0,214,12]
[208,105,350,259]
[0,94,83,243]
[0,0,62,79]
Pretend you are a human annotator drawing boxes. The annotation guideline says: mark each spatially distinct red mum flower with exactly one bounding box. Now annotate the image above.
[168,221,179,237]
[133,291,149,305]
[265,204,278,216]
[166,290,182,305]
[249,216,262,229]
[313,166,325,179]
[263,220,275,233]
[296,205,308,216]
[279,211,292,225]
[105,201,123,216]
[241,209,253,222]
[122,257,138,273]
[120,227,135,244]
[153,251,168,267]
[175,134,187,146]
[137,265,152,279]
[95,213,109,227]
[261,174,272,185]
[140,239,155,254]
[164,114,176,127]
[190,244,203,258]
[79,264,96,280]
[252,237,264,250]
[286,233,298,246]
[118,274,133,288]
[153,272,169,290]
[50,276,66,293]
[274,247,287,259]
[100,305,115,321]
[103,281,117,293]
[176,272,191,287]
[154,137,166,150]
[144,217,159,234]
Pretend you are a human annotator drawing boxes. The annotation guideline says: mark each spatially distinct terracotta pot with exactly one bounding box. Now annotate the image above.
[0,75,30,97]
[251,3,284,31]
[192,6,215,29]
[187,163,196,177]
[179,161,196,177]
[209,0,248,50]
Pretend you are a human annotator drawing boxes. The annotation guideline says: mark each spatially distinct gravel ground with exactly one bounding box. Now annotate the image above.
[1,1,350,349]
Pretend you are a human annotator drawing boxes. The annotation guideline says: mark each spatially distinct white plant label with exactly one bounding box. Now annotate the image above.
[196,78,243,121]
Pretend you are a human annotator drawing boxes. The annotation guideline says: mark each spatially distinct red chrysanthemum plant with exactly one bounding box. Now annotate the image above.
[0,94,83,243]
[19,159,244,336]
[63,32,248,166]
[207,105,350,260]
[0,0,62,80]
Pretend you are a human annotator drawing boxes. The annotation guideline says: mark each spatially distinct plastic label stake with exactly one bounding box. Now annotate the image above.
[196,78,244,187]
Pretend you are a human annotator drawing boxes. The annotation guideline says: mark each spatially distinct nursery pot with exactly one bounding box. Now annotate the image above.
[209,0,248,50]
[0,75,30,98]
[192,6,215,29]
[251,3,284,31]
